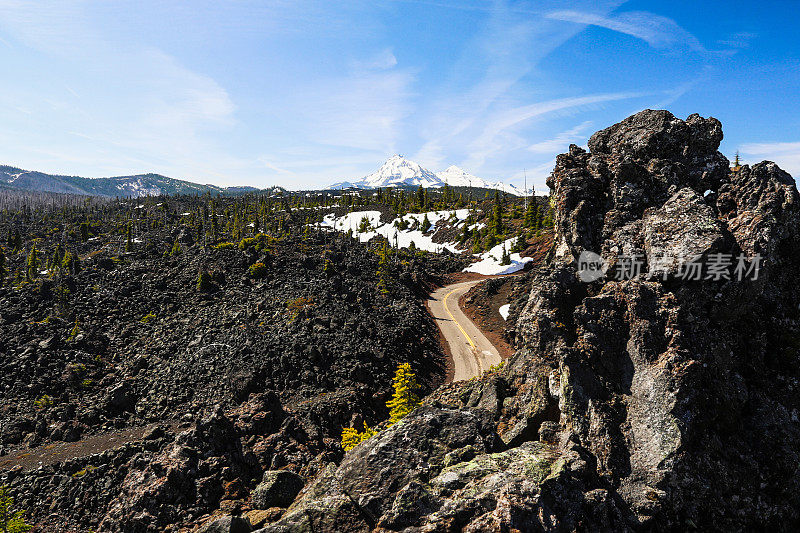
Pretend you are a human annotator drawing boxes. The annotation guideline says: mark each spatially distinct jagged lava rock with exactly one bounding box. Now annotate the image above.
[272,110,800,531]
[199,515,252,533]
[251,470,305,509]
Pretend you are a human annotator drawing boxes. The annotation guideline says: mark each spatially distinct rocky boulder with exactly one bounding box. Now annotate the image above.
[550,110,730,262]
[251,470,304,509]
[642,187,730,276]
[199,515,252,533]
[260,406,503,531]
[509,109,800,529]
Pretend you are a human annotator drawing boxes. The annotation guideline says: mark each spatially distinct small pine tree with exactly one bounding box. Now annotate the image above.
[500,244,511,265]
[0,246,6,285]
[733,151,741,170]
[0,485,32,533]
[471,236,482,254]
[484,232,497,251]
[541,202,554,229]
[340,421,376,451]
[197,270,214,292]
[169,240,181,257]
[358,216,371,233]
[302,219,311,249]
[10,230,21,252]
[421,214,431,233]
[458,223,471,245]
[125,222,133,252]
[512,233,526,254]
[248,262,268,279]
[50,244,64,272]
[79,222,89,242]
[524,201,538,228]
[211,203,219,241]
[492,190,504,236]
[68,320,80,341]
[26,246,38,281]
[386,363,421,425]
[61,251,80,275]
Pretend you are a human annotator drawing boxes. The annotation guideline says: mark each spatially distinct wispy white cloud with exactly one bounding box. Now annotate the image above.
[717,31,757,49]
[0,1,247,183]
[412,1,626,177]
[353,48,398,70]
[292,65,415,154]
[464,92,644,169]
[547,9,707,53]
[136,48,236,130]
[739,141,800,177]
[528,120,593,154]
[258,157,294,176]
[0,0,95,56]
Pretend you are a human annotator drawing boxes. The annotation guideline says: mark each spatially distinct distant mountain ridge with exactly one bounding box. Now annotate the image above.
[0,165,279,198]
[330,155,526,195]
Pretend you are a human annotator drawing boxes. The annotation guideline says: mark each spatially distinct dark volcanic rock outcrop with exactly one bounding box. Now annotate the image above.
[273,110,800,531]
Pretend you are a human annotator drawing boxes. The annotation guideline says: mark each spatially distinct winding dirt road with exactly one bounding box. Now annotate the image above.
[429,279,502,382]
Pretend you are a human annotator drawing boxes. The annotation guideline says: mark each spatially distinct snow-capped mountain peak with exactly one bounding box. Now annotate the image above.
[435,165,479,187]
[331,156,524,195]
[361,155,441,188]
[435,165,525,195]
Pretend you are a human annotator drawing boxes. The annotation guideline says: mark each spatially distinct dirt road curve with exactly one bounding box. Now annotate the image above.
[429,279,502,382]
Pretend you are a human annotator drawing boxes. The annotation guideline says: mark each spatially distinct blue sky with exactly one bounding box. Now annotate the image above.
[0,0,797,191]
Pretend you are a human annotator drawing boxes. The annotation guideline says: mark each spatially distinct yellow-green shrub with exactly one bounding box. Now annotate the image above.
[341,422,376,451]
[248,262,268,279]
[33,395,53,409]
[386,363,421,425]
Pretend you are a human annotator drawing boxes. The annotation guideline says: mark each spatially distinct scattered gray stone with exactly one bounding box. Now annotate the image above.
[199,515,252,533]
[251,470,305,509]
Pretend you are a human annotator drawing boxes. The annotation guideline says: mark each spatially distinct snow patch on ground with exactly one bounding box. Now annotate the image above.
[319,209,470,254]
[463,238,533,275]
[319,209,532,274]
[499,304,510,320]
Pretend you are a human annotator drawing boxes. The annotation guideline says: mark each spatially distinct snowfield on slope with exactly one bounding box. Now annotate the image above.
[463,237,533,275]
[318,209,532,275]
